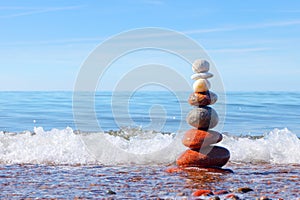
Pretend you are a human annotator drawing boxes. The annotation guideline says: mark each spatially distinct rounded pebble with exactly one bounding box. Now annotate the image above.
[236,187,253,193]
[209,196,220,200]
[193,79,211,93]
[182,129,222,149]
[188,91,218,106]
[186,107,219,130]
[191,72,213,80]
[106,189,116,195]
[176,146,230,168]
[192,59,210,73]
[225,194,241,200]
[192,189,213,196]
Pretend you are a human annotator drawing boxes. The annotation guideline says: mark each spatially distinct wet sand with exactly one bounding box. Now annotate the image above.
[1,162,299,199]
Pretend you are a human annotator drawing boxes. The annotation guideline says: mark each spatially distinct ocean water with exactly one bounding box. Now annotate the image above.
[1,91,300,199]
[1,91,300,135]
[0,91,300,165]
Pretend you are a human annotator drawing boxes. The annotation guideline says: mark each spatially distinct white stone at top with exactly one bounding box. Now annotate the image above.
[192,59,210,73]
[191,72,213,80]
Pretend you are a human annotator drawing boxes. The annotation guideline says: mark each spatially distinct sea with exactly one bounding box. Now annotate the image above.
[0,91,299,199]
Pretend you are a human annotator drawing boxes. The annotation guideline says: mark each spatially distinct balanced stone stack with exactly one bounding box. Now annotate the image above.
[176,59,230,168]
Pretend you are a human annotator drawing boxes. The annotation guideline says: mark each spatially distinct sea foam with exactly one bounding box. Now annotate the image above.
[219,128,300,164]
[0,127,299,165]
[0,127,94,165]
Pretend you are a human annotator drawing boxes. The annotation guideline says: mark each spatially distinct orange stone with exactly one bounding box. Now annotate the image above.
[188,91,217,106]
[182,129,223,149]
[192,189,213,196]
[176,146,230,168]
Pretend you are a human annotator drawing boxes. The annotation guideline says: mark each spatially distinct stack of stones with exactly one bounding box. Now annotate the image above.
[176,59,230,168]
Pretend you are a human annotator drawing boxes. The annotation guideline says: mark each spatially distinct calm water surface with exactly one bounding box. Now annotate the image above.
[0,91,299,136]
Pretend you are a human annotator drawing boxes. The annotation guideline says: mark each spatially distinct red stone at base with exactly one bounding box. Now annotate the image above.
[176,146,230,168]
[182,129,223,149]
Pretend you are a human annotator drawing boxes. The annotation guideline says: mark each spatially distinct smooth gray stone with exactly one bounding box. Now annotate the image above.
[186,107,218,130]
[192,59,210,73]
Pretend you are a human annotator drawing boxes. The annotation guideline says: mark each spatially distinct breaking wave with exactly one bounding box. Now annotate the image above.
[0,127,299,165]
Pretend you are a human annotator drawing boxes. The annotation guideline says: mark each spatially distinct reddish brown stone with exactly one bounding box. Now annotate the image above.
[182,129,223,149]
[192,189,213,196]
[225,194,241,199]
[188,91,218,106]
[176,146,230,168]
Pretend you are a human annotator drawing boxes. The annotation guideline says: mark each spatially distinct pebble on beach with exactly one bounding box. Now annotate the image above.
[182,129,223,149]
[106,189,116,195]
[176,146,230,168]
[192,59,210,73]
[188,91,218,106]
[225,194,241,200]
[193,79,211,93]
[236,187,254,193]
[186,107,219,130]
[192,189,213,196]
[209,196,221,200]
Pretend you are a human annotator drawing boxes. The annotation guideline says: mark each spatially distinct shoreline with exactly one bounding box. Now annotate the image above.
[1,162,299,199]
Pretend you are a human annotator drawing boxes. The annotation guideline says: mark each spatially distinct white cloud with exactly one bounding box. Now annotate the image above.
[184,27,234,34]
[185,19,300,34]
[242,9,300,13]
[208,47,272,53]
[0,37,104,46]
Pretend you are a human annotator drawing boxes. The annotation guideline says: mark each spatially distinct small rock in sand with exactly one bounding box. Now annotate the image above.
[236,187,254,193]
[192,189,213,196]
[106,189,116,195]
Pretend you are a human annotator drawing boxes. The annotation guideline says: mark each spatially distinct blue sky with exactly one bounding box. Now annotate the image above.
[1,0,300,91]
